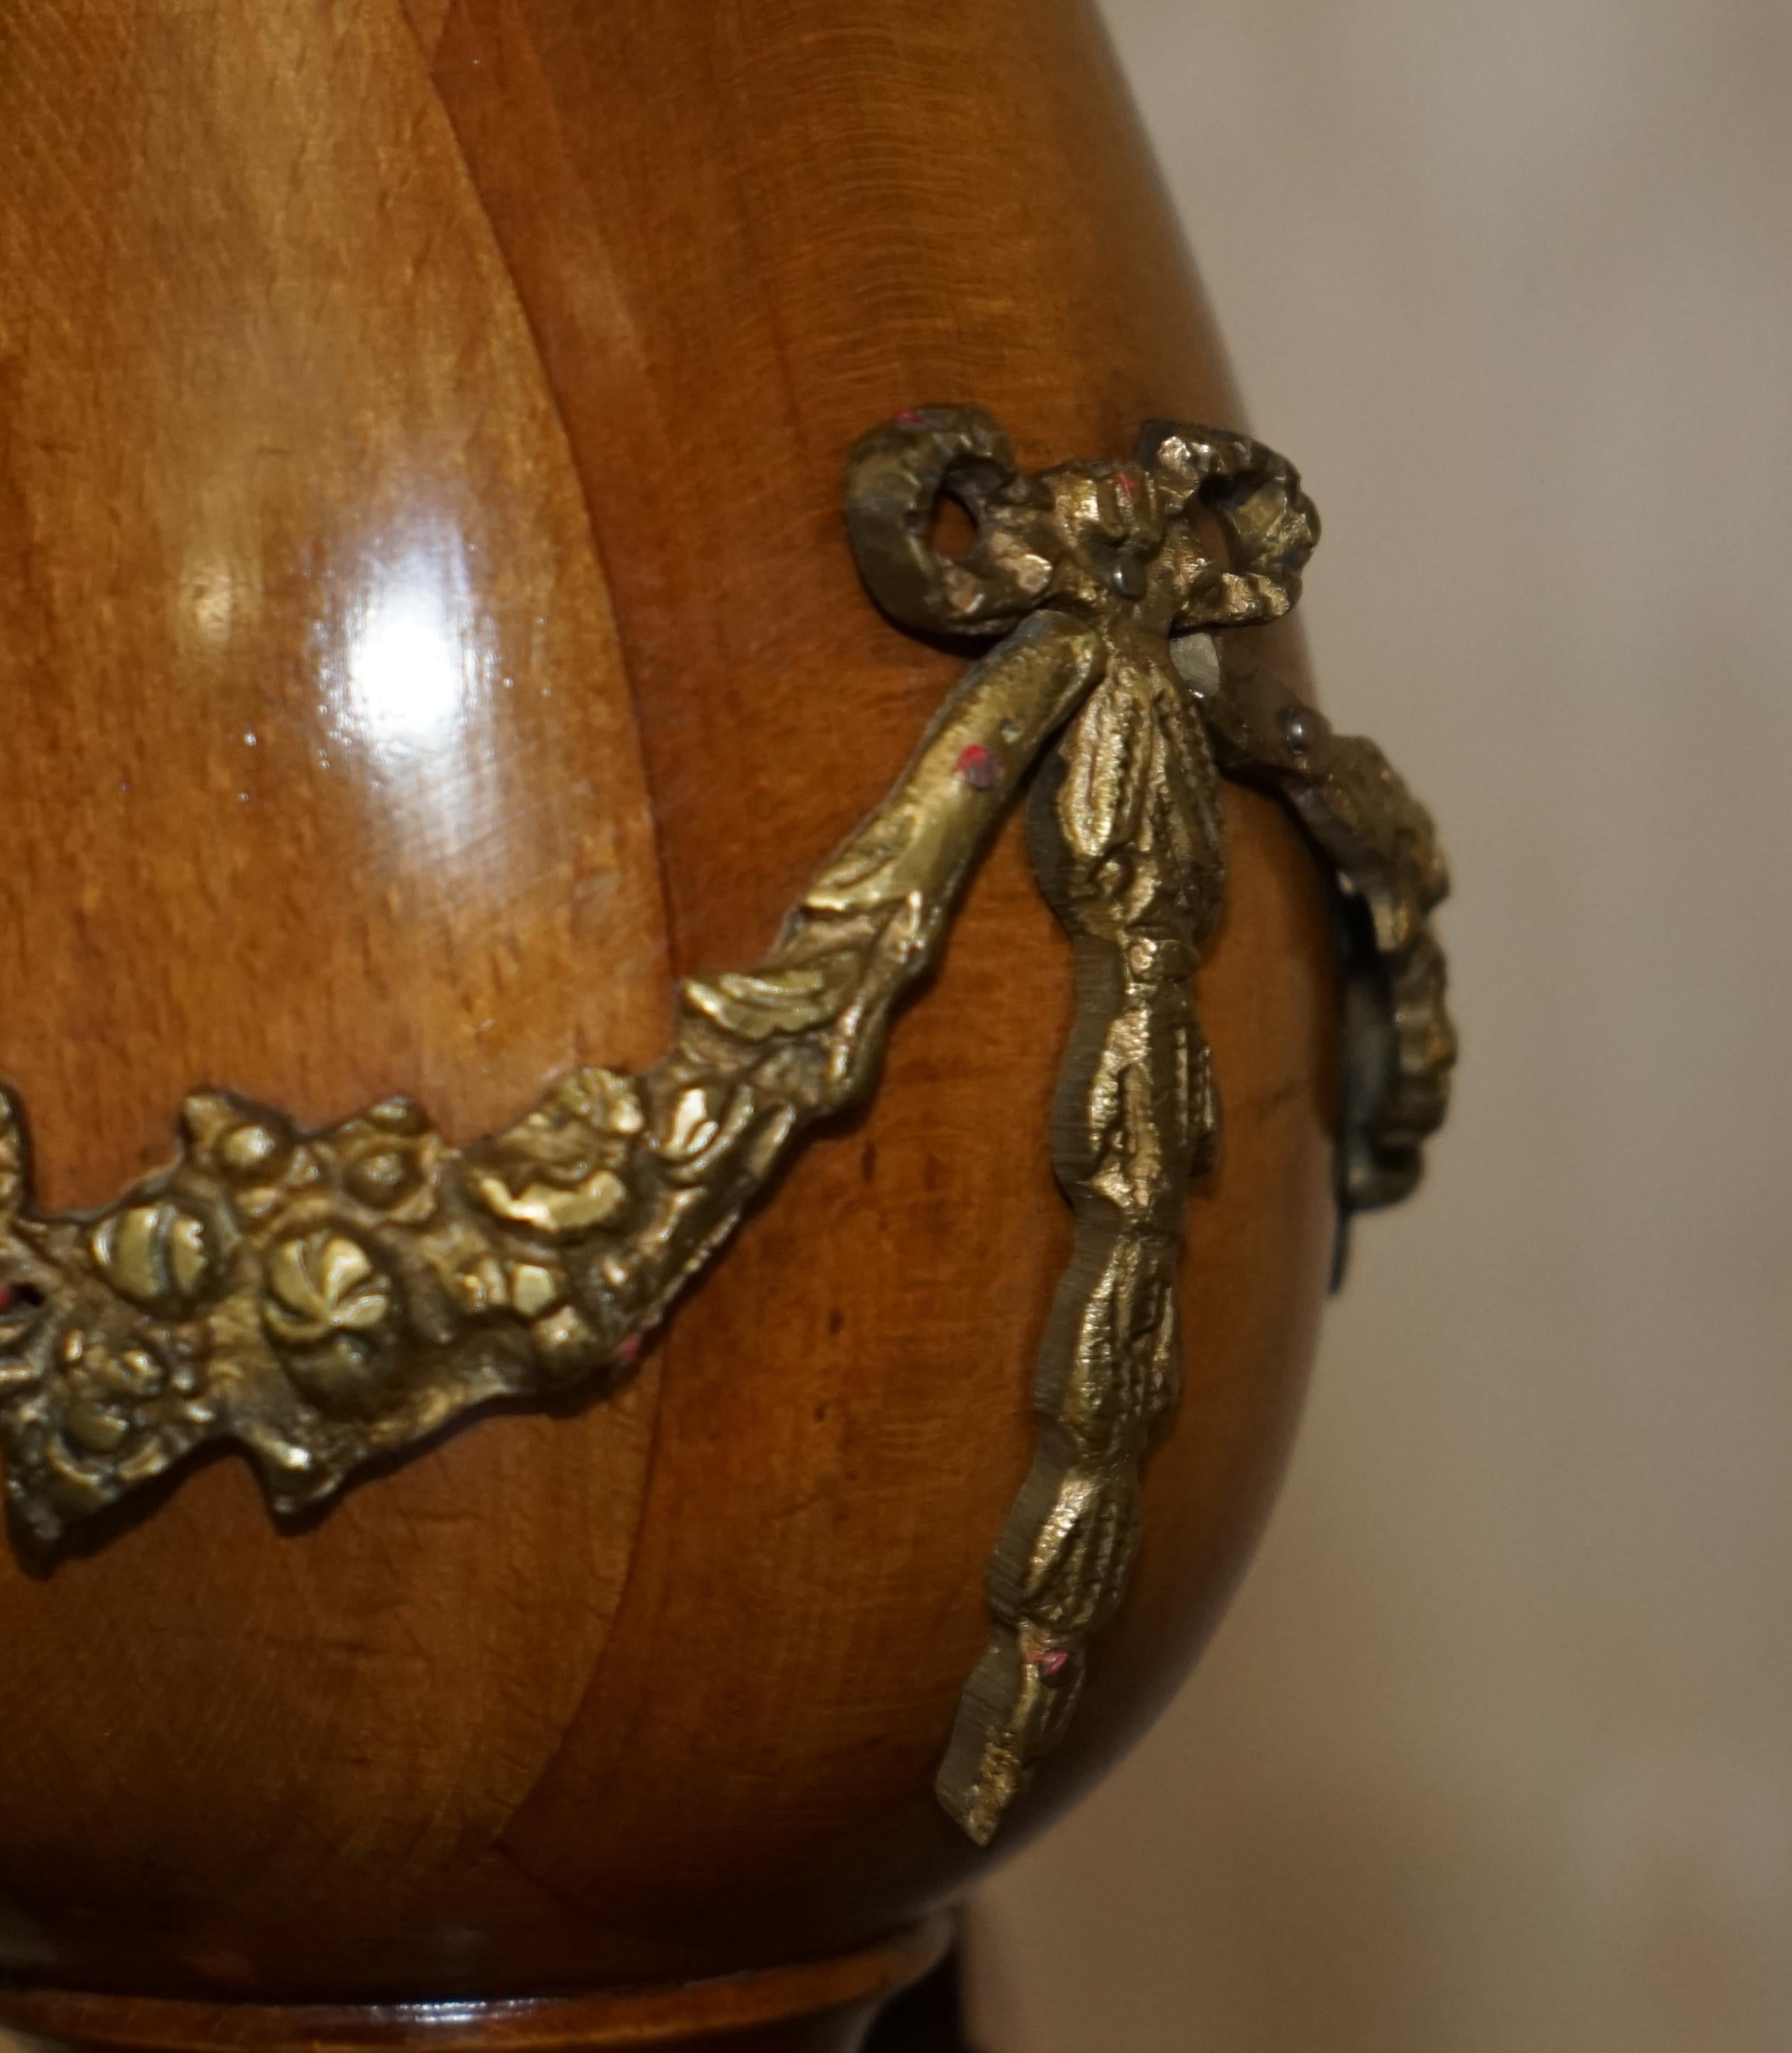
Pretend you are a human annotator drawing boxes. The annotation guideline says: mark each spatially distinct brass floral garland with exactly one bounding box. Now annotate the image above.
[0,406,1452,1844]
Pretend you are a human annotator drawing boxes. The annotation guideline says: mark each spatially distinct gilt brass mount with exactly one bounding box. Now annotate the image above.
[860,410,1455,1839]
[0,407,1452,1843]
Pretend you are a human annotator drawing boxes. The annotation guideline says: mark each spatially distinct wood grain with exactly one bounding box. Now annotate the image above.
[0,0,1337,2035]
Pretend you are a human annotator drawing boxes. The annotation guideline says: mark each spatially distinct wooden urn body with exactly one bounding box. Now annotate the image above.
[0,0,1336,2040]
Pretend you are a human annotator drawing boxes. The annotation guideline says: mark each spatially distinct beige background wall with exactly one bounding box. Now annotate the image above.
[973,1,1792,2047]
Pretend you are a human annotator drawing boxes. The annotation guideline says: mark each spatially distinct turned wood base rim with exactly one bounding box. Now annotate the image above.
[0,1918,952,2052]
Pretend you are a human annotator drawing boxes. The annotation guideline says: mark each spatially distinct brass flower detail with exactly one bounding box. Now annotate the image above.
[263,1233,393,1348]
[89,1199,212,1310]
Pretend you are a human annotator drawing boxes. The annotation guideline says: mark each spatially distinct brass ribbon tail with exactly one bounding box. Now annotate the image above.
[936,639,1226,1844]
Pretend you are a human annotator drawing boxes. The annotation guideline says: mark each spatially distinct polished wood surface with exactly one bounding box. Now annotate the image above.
[0,1915,950,2053]
[0,0,1335,2025]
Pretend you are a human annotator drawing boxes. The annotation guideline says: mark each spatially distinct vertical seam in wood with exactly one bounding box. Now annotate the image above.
[396,0,685,1016]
